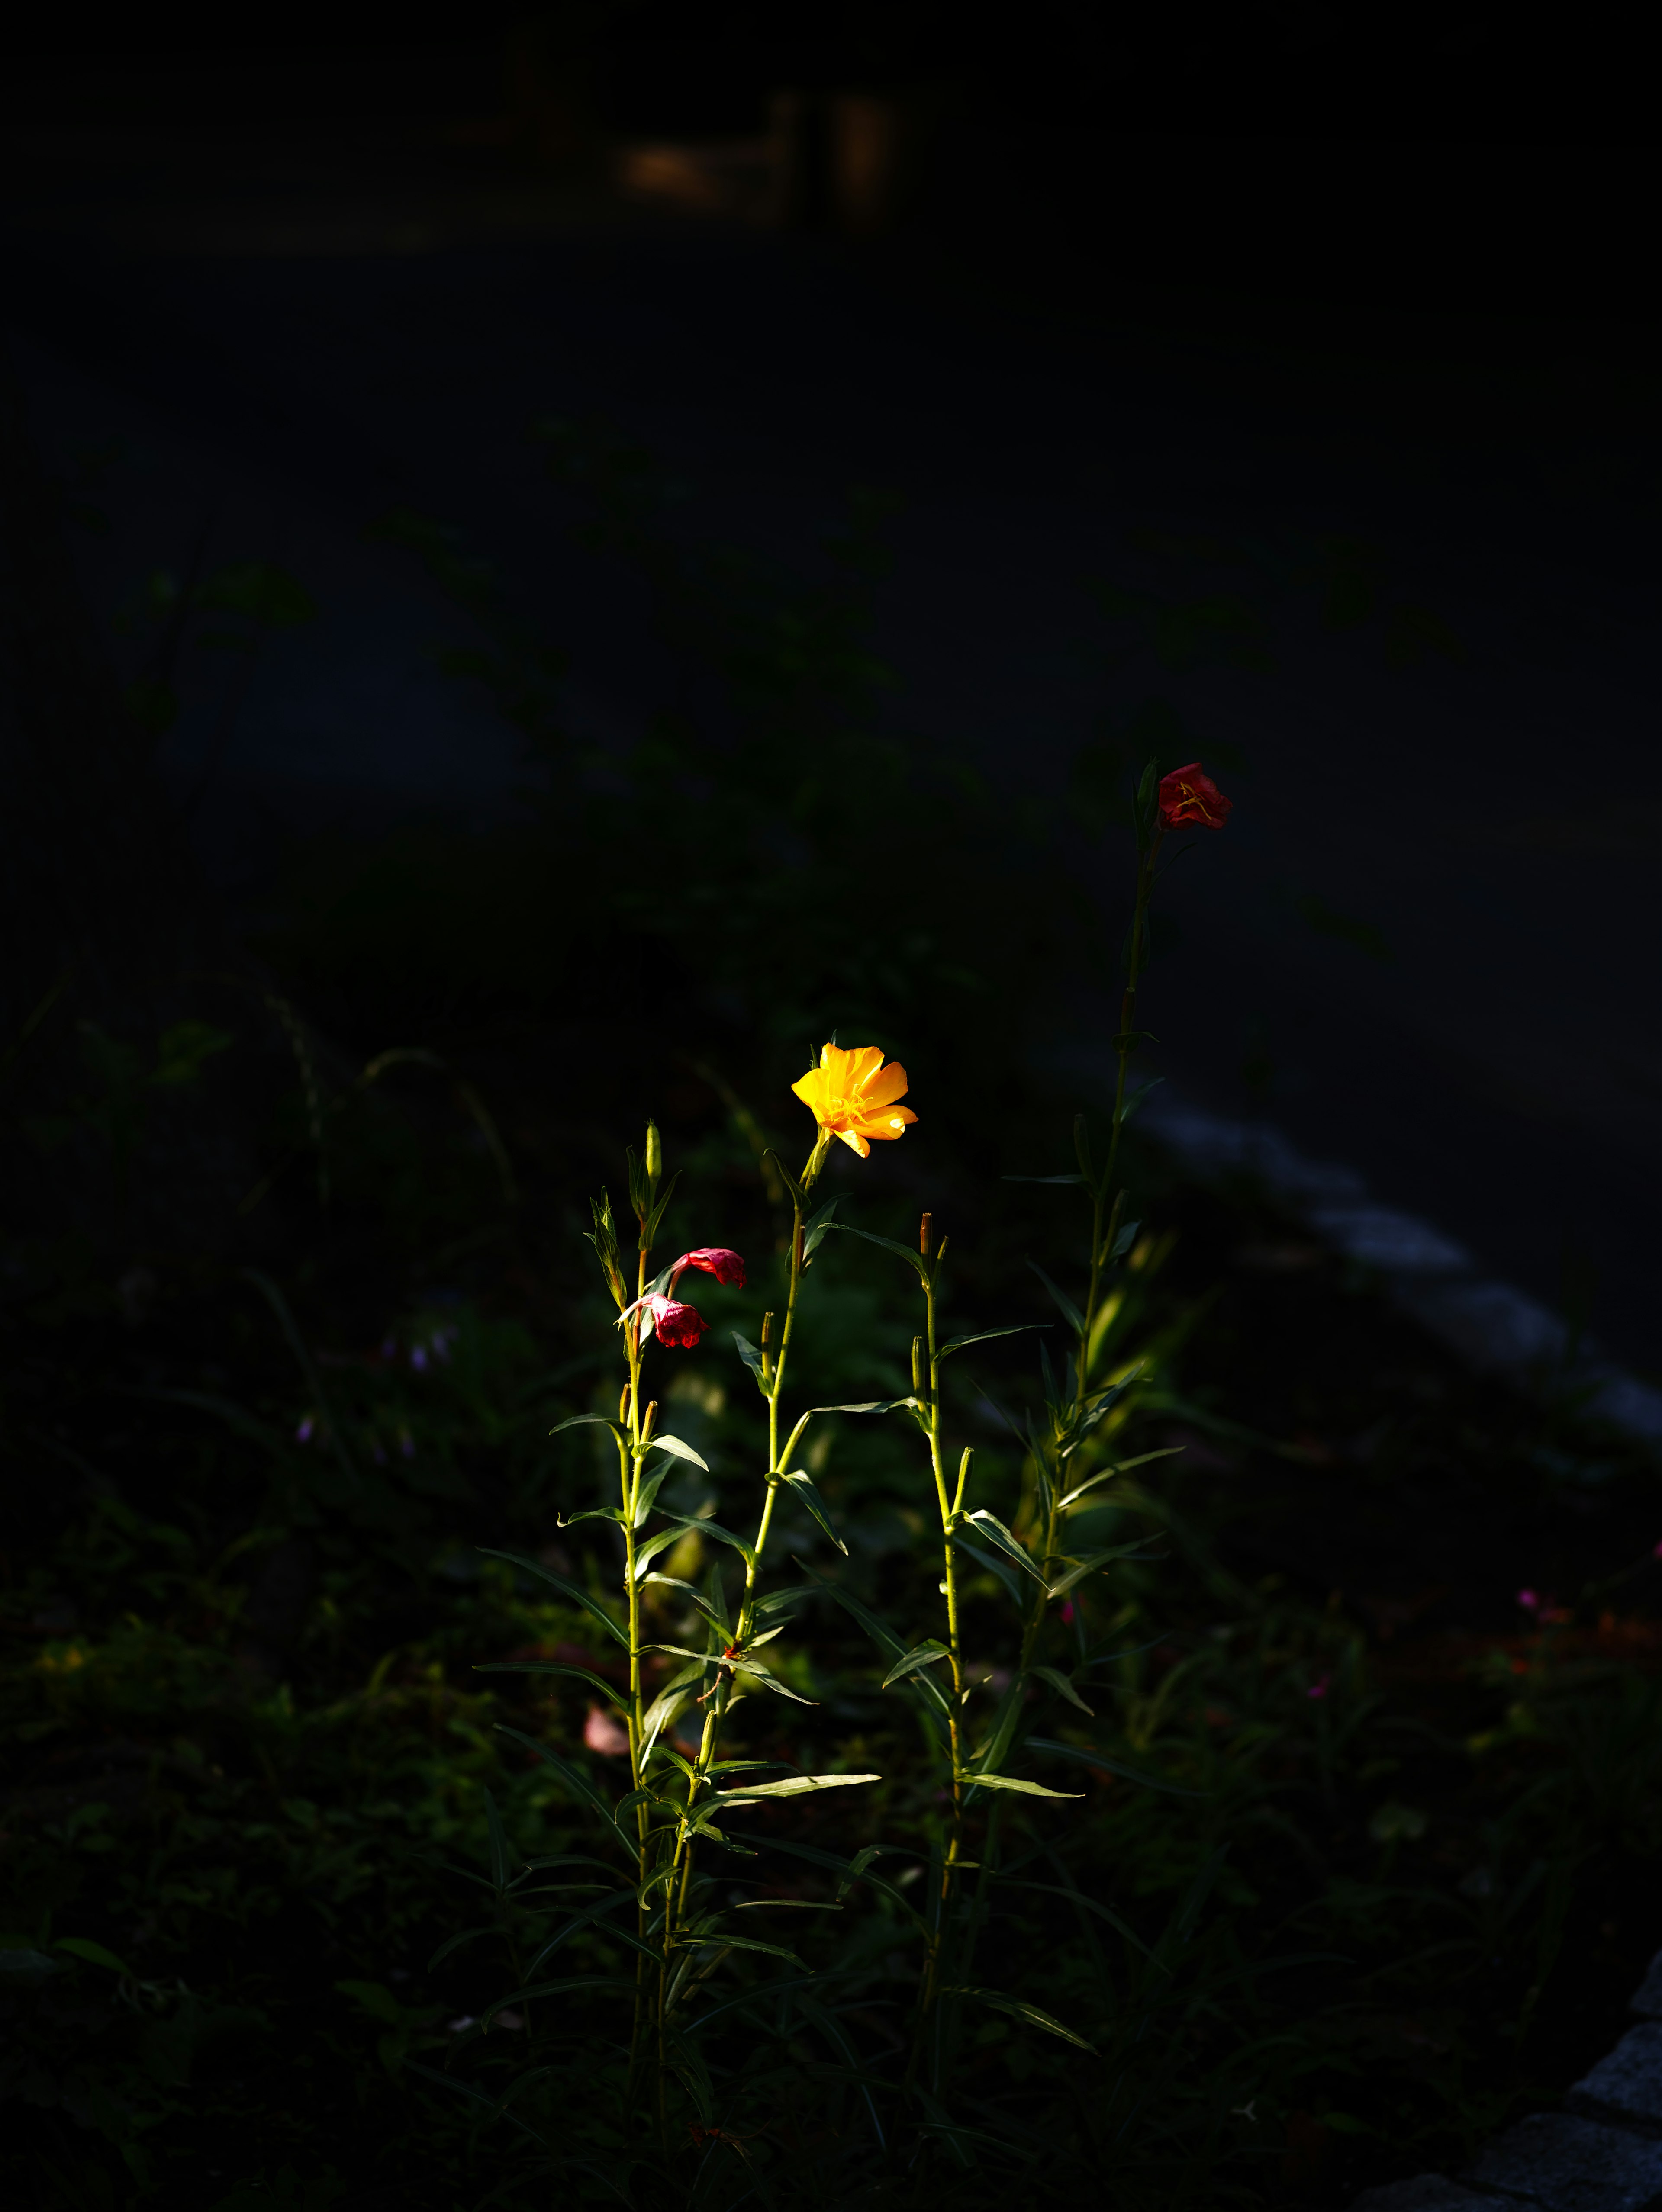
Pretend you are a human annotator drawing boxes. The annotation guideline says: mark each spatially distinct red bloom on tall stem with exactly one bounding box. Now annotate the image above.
[670,1247,746,1290]
[620,1293,710,1348]
[1157,762,1233,831]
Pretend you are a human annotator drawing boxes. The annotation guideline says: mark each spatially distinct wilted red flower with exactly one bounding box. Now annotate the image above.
[621,1292,710,1348]
[1157,762,1232,831]
[670,1247,746,1289]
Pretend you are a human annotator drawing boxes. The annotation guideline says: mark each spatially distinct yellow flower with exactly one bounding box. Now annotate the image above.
[792,1044,918,1160]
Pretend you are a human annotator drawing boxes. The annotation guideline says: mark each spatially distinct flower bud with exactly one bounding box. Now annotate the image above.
[645,1120,663,1185]
[911,1337,924,1395]
[919,1212,932,1257]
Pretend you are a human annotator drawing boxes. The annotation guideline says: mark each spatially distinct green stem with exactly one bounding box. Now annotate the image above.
[658,1143,822,2038]
[909,1261,963,2089]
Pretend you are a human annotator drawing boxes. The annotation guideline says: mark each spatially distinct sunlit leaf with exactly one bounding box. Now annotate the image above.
[779,1469,847,1554]
[937,1323,1050,1361]
[717,1773,881,1801]
[882,1640,951,1689]
[944,1985,1096,2051]
[960,1772,1083,1800]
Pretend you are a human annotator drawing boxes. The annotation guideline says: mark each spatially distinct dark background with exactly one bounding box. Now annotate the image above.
[3,0,1659,1358]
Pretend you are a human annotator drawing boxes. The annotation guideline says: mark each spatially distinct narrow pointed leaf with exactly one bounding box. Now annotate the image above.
[1045,1541,1164,1600]
[944,1985,1096,2051]
[882,1639,951,1689]
[809,1396,922,1417]
[654,1511,755,1571]
[1030,1663,1095,1716]
[631,1527,691,1581]
[483,1787,512,1892]
[641,1574,727,1626]
[632,1458,676,1527]
[557,1505,627,1529]
[642,1433,709,1473]
[1027,1260,1085,1335]
[1057,1445,1183,1511]
[680,1933,805,1966]
[780,1469,847,1554]
[550,1412,625,1444]
[493,1725,635,1852]
[1108,1215,1142,1261]
[948,1530,1025,1608]
[801,1193,845,1260]
[938,1323,1051,1361]
[762,1149,811,1213]
[716,1773,880,1801]
[474,1661,627,1709]
[731,1332,767,1392]
[960,1771,1083,1800]
[818,1222,930,1280]
[1028,1735,1208,1797]
[963,1508,1047,1585]
[476,1548,628,1649]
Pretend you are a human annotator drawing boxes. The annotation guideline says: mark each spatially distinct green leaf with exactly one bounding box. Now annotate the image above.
[476,1547,629,1649]
[818,1222,930,1280]
[640,1575,726,1627]
[550,1412,625,1444]
[731,1332,768,1393]
[779,1469,847,1554]
[944,1985,1096,2052]
[882,1640,951,1689]
[680,1933,805,1966]
[961,1508,1046,1585]
[999,1879,1161,1962]
[1030,1664,1094,1716]
[735,1659,818,1706]
[947,1529,1026,1608]
[1045,1540,1164,1600]
[654,1511,755,1571]
[1108,1215,1142,1262]
[1057,1445,1183,1511]
[802,1569,905,1665]
[473,1660,627,1709]
[631,1527,691,1581]
[937,1323,1050,1361]
[642,1432,709,1473]
[1027,1260,1085,1336]
[55,1937,129,1975]
[493,1726,636,1853]
[631,1457,676,1527]
[762,1149,812,1213]
[960,1772,1084,1800]
[801,1193,845,1260]
[717,1773,881,1802]
[1028,1736,1208,1797]
[557,1505,628,1529]
[810,1397,922,1417]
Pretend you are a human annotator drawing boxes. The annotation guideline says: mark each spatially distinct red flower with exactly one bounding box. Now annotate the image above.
[622,1292,710,1348]
[670,1247,746,1290]
[1157,762,1233,831]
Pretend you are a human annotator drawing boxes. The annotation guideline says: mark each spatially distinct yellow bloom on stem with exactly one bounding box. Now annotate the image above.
[792,1044,918,1160]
